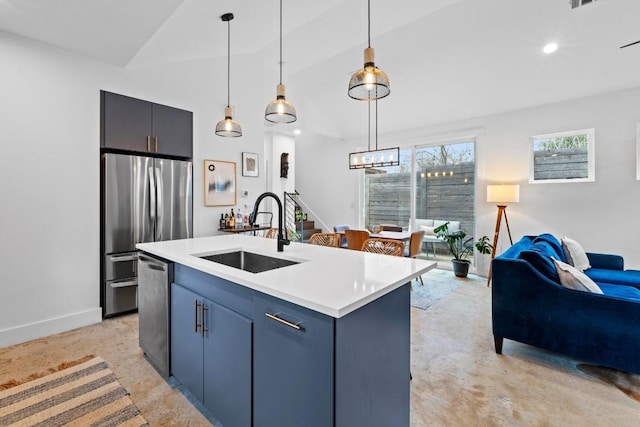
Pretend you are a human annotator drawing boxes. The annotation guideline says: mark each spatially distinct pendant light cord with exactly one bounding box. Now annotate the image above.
[279,0,283,85]
[367,101,371,152]
[226,19,231,108]
[367,0,371,48]
[375,98,378,150]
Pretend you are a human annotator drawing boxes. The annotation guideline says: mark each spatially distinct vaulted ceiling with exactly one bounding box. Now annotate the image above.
[2,0,640,139]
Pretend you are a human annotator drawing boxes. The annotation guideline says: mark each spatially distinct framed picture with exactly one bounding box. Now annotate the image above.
[242,152,259,177]
[204,160,236,206]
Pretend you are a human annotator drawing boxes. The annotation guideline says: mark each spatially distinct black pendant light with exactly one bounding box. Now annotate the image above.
[215,13,242,137]
[348,0,390,101]
[265,0,297,124]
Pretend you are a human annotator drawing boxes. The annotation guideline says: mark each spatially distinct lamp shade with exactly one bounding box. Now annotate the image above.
[487,184,520,204]
[215,107,242,137]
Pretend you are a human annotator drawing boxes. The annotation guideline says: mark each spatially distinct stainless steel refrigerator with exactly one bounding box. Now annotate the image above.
[101,153,192,317]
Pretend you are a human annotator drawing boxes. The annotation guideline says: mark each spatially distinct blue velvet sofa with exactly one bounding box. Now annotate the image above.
[492,234,640,374]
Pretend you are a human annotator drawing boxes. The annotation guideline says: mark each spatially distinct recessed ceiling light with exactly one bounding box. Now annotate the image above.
[293,129,301,135]
[543,43,558,54]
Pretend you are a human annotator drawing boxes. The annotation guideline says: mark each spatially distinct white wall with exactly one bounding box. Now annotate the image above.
[0,32,266,346]
[297,88,640,276]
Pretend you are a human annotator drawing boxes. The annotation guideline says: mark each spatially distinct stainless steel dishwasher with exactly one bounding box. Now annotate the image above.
[138,253,173,377]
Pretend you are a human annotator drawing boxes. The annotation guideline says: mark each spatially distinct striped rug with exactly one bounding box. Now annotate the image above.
[0,356,148,427]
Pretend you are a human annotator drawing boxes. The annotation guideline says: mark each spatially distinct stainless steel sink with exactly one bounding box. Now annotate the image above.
[199,250,299,273]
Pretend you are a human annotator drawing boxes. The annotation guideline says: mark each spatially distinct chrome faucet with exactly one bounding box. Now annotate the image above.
[249,192,290,252]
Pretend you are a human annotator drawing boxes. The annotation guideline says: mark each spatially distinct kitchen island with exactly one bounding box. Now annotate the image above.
[138,234,436,427]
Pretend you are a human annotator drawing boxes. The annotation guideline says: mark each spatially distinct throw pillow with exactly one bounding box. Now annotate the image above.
[420,225,437,236]
[561,237,591,271]
[552,258,603,294]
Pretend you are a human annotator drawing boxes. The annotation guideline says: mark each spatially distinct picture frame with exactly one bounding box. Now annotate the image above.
[204,160,236,206]
[242,152,259,177]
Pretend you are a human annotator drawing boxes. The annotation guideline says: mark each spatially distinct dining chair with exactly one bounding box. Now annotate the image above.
[333,224,350,248]
[308,232,340,248]
[380,224,403,232]
[405,230,426,285]
[345,229,370,250]
[361,238,405,256]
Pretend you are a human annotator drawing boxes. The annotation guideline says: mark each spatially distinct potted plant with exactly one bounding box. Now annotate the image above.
[433,221,493,278]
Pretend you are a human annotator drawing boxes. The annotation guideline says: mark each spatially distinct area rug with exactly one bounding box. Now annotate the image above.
[0,355,148,426]
[577,364,640,403]
[411,268,484,310]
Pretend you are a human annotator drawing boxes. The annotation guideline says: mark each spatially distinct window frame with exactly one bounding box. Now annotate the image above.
[529,128,595,184]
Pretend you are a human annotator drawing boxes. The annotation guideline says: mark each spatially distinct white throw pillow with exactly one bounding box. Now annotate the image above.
[552,258,603,294]
[420,225,437,236]
[561,237,591,271]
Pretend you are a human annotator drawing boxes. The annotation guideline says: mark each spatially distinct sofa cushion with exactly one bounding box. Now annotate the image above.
[496,236,535,260]
[420,225,437,236]
[416,219,434,227]
[552,259,603,294]
[533,234,565,262]
[598,283,640,302]
[518,242,560,282]
[585,269,640,290]
[561,236,590,271]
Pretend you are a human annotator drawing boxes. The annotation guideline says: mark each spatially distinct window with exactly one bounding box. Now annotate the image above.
[414,140,476,239]
[530,128,595,183]
[364,149,412,229]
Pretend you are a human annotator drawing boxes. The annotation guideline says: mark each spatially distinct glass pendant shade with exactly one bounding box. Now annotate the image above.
[348,47,390,100]
[265,84,297,123]
[215,106,242,137]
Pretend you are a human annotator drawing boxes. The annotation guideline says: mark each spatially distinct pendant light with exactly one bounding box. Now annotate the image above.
[264,0,297,124]
[348,0,390,101]
[215,13,242,137]
[348,100,399,169]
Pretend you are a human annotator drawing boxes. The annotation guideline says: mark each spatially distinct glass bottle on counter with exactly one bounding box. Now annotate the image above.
[224,212,230,228]
[243,205,250,227]
[229,208,235,228]
[219,214,225,230]
[236,207,244,229]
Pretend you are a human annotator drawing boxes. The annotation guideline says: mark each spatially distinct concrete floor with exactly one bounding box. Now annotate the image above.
[1,271,638,426]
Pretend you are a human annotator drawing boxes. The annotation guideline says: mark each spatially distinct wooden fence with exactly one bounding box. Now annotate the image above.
[533,147,588,180]
[365,162,475,243]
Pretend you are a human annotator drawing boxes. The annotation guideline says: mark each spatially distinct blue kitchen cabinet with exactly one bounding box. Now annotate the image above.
[253,293,334,427]
[170,283,204,401]
[171,282,252,427]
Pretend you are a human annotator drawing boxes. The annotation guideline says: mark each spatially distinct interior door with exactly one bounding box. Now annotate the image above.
[155,158,192,242]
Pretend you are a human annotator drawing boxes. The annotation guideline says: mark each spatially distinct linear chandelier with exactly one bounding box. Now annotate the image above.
[349,100,399,169]
[215,13,242,137]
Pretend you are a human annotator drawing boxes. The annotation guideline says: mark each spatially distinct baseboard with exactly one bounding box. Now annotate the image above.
[0,308,102,348]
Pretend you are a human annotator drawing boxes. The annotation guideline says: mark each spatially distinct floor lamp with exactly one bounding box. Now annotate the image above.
[486,184,520,286]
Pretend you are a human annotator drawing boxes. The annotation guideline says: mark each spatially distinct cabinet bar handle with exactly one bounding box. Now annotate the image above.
[154,136,158,152]
[201,304,209,337]
[147,135,151,152]
[265,312,303,331]
[195,300,202,333]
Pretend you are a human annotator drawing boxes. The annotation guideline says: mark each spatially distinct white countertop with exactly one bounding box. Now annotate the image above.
[137,235,437,318]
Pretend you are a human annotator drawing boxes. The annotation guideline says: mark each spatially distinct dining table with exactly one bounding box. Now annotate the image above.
[335,230,412,243]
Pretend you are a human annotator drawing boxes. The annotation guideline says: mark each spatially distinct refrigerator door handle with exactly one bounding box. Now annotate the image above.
[109,254,138,262]
[185,162,192,238]
[155,166,163,241]
[149,166,156,228]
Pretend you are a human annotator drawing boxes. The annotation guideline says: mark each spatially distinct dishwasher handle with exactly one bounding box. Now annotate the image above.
[139,254,168,271]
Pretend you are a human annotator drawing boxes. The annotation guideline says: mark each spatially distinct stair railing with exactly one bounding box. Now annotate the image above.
[283,191,303,242]
[284,190,332,243]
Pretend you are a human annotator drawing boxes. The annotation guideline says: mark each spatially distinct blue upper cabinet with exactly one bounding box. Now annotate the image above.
[253,293,334,427]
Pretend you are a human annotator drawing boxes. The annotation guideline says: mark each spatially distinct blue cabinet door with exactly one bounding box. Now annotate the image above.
[253,293,334,427]
[203,299,252,427]
[170,283,204,401]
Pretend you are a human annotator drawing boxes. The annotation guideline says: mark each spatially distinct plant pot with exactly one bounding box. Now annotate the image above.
[452,259,471,278]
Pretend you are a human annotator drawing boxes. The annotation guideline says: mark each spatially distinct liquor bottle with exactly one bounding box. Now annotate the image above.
[243,205,250,227]
[224,212,230,228]
[229,208,235,228]
[219,214,225,230]
[236,207,243,229]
